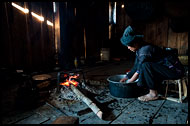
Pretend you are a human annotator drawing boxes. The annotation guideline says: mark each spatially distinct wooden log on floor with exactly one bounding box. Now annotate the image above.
[70,84,103,119]
[51,116,79,124]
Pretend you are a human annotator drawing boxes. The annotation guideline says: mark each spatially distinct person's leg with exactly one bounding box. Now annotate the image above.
[137,62,181,101]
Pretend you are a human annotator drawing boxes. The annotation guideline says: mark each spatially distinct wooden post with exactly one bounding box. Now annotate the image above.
[70,84,103,119]
[177,79,182,103]
[182,77,187,98]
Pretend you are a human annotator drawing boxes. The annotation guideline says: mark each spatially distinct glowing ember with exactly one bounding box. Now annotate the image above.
[60,74,79,87]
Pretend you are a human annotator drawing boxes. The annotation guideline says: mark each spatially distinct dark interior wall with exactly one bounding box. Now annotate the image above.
[1,2,55,72]
[84,1,109,61]
[116,0,189,55]
[1,1,109,71]
[0,1,189,71]
[112,1,135,59]
[74,1,109,62]
[58,1,109,69]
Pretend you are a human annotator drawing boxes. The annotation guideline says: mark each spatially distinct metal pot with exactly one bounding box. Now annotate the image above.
[107,74,139,98]
[32,74,52,89]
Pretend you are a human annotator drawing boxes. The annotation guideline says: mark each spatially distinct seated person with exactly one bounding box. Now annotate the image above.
[120,25,185,102]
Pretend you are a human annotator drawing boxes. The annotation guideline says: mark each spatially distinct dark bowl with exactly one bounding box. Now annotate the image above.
[107,74,139,98]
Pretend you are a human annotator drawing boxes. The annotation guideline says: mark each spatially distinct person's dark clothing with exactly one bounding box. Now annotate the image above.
[126,44,185,90]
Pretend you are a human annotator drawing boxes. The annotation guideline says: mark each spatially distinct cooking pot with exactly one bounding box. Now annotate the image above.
[107,74,139,98]
[32,74,52,89]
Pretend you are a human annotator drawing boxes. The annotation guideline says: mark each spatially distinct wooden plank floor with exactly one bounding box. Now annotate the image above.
[1,61,188,124]
[2,88,188,124]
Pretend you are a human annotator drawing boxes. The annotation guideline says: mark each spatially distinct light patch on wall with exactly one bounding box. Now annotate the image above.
[121,4,124,8]
[74,8,77,16]
[109,24,112,39]
[31,12,44,22]
[12,2,29,14]
[53,2,56,13]
[47,20,53,26]
[109,2,112,23]
[113,2,116,24]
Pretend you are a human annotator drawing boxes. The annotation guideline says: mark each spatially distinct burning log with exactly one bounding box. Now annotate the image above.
[70,84,103,119]
[59,73,103,119]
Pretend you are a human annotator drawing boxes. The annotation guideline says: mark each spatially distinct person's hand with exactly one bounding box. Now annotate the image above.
[126,79,133,83]
[120,77,128,82]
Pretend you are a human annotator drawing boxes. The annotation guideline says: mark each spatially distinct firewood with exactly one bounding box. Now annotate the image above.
[70,84,103,119]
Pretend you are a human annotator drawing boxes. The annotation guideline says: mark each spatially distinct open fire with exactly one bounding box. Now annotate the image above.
[60,74,79,87]
[57,71,103,119]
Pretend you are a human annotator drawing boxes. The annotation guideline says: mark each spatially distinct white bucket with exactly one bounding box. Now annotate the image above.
[100,48,110,61]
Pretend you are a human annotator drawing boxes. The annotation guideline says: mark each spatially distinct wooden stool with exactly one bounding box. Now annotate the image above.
[163,77,188,103]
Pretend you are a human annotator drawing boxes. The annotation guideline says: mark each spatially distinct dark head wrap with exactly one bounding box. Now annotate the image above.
[120,25,144,47]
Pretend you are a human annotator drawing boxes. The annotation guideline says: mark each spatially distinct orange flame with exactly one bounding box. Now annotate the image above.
[60,74,79,87]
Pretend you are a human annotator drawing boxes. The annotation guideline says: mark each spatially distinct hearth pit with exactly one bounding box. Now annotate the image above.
[58,72,81,101]
[54,70,103,119]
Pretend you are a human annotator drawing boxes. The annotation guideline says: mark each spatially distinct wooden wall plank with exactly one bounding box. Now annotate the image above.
[167,27,178,49]
[145,23,157,44]
[1,2,55,71]
[117,10,188,56]
[168,27,188,55]
[156,17,168,47]
[178,32,188,55]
